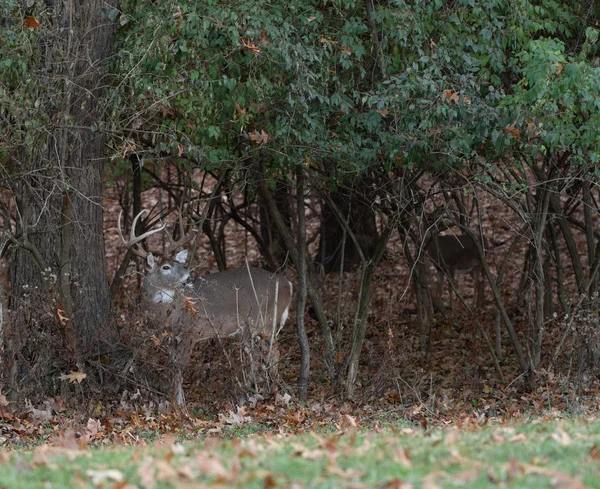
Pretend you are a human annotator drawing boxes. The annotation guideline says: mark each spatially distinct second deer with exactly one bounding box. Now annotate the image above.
[119,210,293,406]
[426,233,486,309]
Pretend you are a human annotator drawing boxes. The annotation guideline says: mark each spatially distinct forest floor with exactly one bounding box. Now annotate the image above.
[1,187,599,489]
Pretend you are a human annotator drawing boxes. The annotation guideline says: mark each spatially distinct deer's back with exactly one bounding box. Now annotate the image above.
[427,234,481,272]
[187,267,291,338]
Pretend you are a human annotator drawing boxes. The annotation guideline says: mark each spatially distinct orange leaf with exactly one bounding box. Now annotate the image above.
[443,90,459,104]
[240,37,260,54]
[504,123,521,140]
[183,297,198,317]
[57,309,70,326]
[24,16,41,29]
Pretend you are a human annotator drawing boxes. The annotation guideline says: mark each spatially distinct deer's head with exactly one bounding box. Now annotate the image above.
[118,210,195,303]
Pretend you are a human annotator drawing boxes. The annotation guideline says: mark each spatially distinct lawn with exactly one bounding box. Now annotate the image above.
[1,417,599,488]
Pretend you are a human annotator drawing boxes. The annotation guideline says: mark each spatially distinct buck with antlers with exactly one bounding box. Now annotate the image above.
[118,210,293,406]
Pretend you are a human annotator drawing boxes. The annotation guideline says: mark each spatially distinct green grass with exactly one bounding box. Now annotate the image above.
[1,419,599,488]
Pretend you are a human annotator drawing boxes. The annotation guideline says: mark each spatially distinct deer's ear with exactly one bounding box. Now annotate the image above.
[146,252,156,269]
[174,249,188,264]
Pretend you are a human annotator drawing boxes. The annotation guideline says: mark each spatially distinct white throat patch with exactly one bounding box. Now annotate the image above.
[153,289,176,303]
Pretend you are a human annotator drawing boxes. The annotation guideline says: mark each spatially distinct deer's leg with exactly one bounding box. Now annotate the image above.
[473,266,484,309]
[436,268,445,305]
[448,270,455,310]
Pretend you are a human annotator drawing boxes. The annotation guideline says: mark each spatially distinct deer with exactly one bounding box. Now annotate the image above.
[426,233,486,310]
[118,210,293,406]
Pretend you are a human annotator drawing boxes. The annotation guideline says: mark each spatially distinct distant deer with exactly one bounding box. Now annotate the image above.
[426,233,486,309]
[119,210,293,406]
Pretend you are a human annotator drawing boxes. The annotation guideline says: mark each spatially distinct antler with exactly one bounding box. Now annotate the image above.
[164,210,195,256]
[118,210,167,259]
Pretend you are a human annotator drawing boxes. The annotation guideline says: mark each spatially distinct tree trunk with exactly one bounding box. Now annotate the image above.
[8,0,119,393]
[259,180,291,268]
[317,182,379,273]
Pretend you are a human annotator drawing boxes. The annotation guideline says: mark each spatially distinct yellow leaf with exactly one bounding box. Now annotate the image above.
[60,371,87,384]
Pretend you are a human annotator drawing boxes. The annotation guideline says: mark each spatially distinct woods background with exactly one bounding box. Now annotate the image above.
[1,0,600,412]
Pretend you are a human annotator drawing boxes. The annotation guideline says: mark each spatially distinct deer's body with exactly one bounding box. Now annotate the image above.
[141,256,292,339]
[426,234,485,308]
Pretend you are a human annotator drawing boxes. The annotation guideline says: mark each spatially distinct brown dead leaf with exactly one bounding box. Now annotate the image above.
[381,479,413,489]
[0,395,9,407]
[24,16,41,29]
[183,297,198,317]
[451,468,479,484]
[264,474,278,489]
[137,457,157,489]
[241,37,261,53]
[392,447,412,467]
[443,90,459,104]
[551,474,589,489]
[422,472,443,489]
[589,444,600,460]
[196,453,230,480]
[504,123,521,140]
[155,459,178,482]
[341,414,358,430]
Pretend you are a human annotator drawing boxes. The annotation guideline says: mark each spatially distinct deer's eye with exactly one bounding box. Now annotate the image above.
[161,265,171,271]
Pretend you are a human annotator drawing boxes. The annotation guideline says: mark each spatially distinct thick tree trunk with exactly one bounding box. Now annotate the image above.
[317,183,379,273]
[9,0,119,392]
[55,0,118,355]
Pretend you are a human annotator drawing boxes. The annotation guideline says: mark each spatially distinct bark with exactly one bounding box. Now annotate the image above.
[10,0,119,387]
[295,165,310,399]
[346,226,391,398]
[317,182,379,273]
[259,180,291,268]
[257,166,336,376]
[59,0,118,355]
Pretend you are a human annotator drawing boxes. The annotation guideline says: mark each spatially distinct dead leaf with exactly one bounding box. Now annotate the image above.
[504,122,521,140]
[86,469,124,485]
[137,457,156,489]
[24,16,41,29]
[57,309,70,326]
[196,453,230,479]
[60,371,87,384]
[341,414,358,430]
[183,297,198,317]
[443,90,459,104]
[551,428,571,446]
[509,432,528,442]
[392,447,412,467]
[381,479,413,488]
[241,37,261,53]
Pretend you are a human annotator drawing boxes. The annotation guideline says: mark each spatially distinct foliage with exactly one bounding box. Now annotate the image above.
[107,0,586,181]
